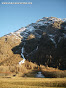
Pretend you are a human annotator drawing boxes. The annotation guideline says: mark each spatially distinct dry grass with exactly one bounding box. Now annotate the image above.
[40,65,66,78]
[0,61,37,77]
[0,35,21,66]
[0,63,66,78]
[0,63,66,87]
[0,77,66,88]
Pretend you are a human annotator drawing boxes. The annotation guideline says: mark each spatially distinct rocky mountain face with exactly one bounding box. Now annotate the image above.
[0,17,66,70]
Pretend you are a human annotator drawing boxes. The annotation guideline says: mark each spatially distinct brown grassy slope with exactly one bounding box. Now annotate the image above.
[0,62,66,78]
[0,34,22,66]
[40,65,66,78]
[0,61,37,77]
[0,54,22,66]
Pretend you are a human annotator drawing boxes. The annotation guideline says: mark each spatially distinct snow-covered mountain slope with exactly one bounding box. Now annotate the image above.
[4,17,65,41]
[11,17,66,49]
[0,17,66,69]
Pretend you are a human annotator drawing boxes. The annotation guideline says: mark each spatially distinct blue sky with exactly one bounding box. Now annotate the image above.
[0,0,66,37]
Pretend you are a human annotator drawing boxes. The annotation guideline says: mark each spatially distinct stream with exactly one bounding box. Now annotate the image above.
[35,71,45,78]
[19,47,25,65]
[19,46,38,65]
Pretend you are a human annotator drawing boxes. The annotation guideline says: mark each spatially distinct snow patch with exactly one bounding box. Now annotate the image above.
[26,26,35,32]
[50,38,55,43]
[64,26,66,30]
[36,17,62,27]
[15,27,26,34]
[37,21,44,25]
[50,38,57,48]
[49,34,55,37]
[48,34,57,48]
[36,46,38,50]
[58,37,62,43]
[62,18,66,22]
[63,33,66,38]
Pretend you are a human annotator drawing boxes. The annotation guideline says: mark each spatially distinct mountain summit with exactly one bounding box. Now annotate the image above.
[0,17,66,70]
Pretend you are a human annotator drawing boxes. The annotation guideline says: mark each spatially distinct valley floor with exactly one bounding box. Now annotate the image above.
[0,77,66,88]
